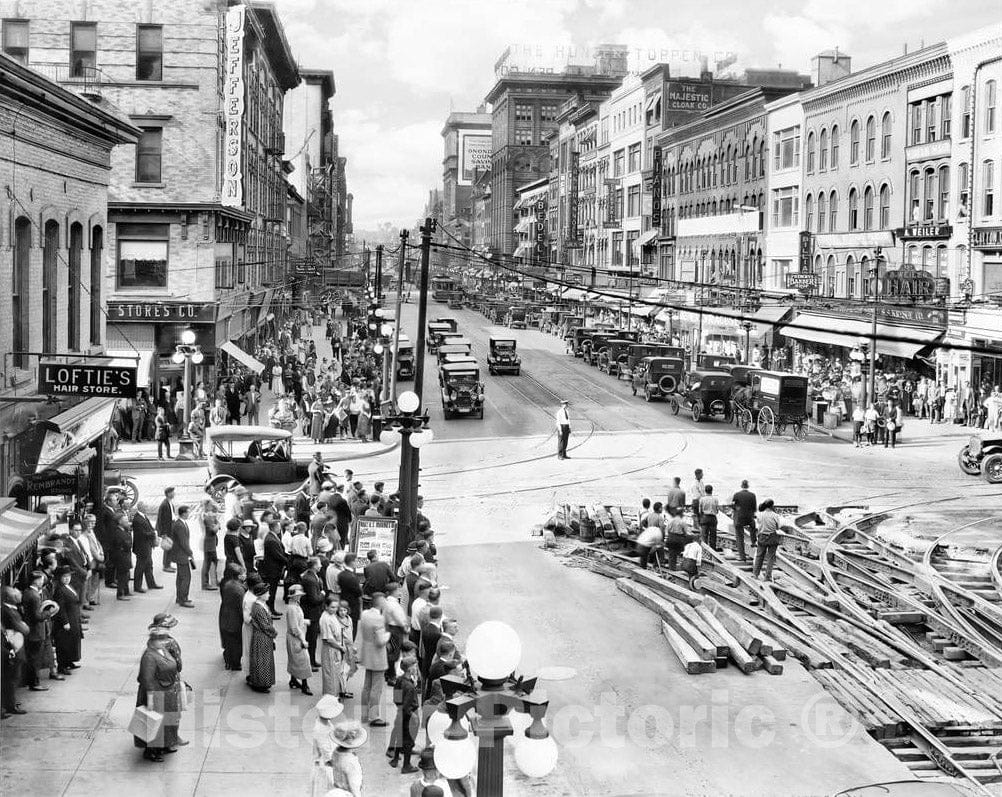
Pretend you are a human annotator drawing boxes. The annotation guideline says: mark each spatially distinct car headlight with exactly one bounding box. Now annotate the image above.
[690,381,701,390]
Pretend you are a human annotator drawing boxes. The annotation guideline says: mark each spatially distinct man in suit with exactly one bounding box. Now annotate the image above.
[171,505,195,607]
[357,593,389,727]
[97,494,121,587]
[419,604,444,684]
[20,571,54,689]
[131,507,162,592]
[111,515,134,599]
[337,553,363,638]
[328,485,352,549]
[362,549,394,601]
[259,521,288,617]
[157,487,177,573]
[293,487,311,525]
[730,479,758,563]
[1,586,30,717]
[300,557,325,669]
[61,524,90,602]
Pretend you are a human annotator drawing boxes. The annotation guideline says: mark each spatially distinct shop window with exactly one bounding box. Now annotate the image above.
[90,226,103,346]
[881,112,892,158]
[117,223,169,288]
[68,222,82,351]
[136,127,163,183]
[70,21,96,78]
[2,18,29,65]
[42,220,58,353]
[136,24,162,81]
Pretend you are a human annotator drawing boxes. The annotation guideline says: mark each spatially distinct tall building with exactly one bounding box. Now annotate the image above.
[484,46,628,257]
[0,54,139,511]
[3,0,300,390]
[441,109,491,251]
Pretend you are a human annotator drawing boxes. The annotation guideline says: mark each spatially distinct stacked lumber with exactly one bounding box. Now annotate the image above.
[872,669,1002,729]
[813,671,905,738]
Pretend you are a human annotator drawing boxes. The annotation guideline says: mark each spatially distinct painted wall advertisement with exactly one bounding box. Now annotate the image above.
[665,81,712,111]
[222,5,246,208]
[458,131,492,185]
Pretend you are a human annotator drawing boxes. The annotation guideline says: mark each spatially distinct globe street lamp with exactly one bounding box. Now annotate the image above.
[172,328,203,461]
[378,390,433,564]
[434,621,559,796]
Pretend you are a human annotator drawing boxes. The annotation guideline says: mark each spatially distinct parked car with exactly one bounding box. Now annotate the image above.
[436,340,473,365]
[582,332,619,366]
[958,435,1002,484]
[696,353,738,371]
[426,322,452,353]
[395,334,414,380]
[631,356,686,402]
[597,339,637,376]
[506,308,527,329]
[440,363,485,419]
[672,370,734,422]
[620,343,686,382]
[487,337,521,375]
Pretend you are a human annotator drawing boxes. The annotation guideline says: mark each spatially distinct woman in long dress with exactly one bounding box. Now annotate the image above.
[319,597,355,699]
[218,564,245,671]
[284,586,313,695]
[134,629,182,762]
[246,582,277,693]
[309,695,344,797]
[355,396,372,443]
[52,567,83,674]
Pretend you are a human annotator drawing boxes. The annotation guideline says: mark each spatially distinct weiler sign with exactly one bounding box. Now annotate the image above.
[38,362,138,398]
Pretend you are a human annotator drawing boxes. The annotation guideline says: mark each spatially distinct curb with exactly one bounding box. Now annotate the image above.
[112,440,401,471]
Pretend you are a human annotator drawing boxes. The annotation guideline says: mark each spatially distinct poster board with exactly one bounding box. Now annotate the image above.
[351,517,397,563]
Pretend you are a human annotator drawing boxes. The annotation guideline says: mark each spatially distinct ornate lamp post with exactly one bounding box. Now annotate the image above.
[172,328,203,461]
[378,390,433,565]
[851,338,870,409]
[432,621,559,796]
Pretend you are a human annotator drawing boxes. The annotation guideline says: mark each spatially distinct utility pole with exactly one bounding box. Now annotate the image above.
[398,218,434,542]
[363,243,371,297]
[868,248,881,407]
[389,229,408,402]
[375,244,384,303]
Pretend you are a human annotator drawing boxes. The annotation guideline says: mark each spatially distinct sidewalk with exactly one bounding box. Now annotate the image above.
[810,413,983,446]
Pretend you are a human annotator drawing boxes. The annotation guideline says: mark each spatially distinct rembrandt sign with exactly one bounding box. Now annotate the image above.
[222,5,246,208]
[38,362,138,398]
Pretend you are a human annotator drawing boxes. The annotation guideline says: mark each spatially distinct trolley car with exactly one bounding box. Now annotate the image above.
[732,371,810,441]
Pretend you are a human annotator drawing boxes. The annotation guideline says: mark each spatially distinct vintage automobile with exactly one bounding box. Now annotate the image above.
[957,435,1002,484]
[696,353,738,371]
[728,365,765,387]
[440,353,478,368]
[487,337,521,375]
[597,339,638,376]
[619,343,685,381]
[446,291,464,309]
[395,334,414,380]
[731,371,810,440]
[426,322,452,353]
[506,308,527,329]
[671,370,734,422]
[204,426,315,501]
[631,356,686,402]
[433,316,459,332]
[582,332,620,366]
[440,362,485,419]
[436,340,473,365]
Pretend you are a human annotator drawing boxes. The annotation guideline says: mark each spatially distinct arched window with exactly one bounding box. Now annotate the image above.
[826,254,837,297]
[806,131,816,172]
[848,187,859,230]
[936,245,948,277]
[860,255,870,296]
[984,160,995,216]
[43,220,59,354]
[744,145,750,180]
[909,169,921,221]
[90,226,103,346]
[757,140,765,177]
[865,115,876,161]
[711,199,718,214]
[924,168,936,220]
[986,80,996,134]
[846,255,856,298]
[863,186,874,230]
[879,183,890,229]
[819,128,828,170]
[805,194,814,231]
[938,165,950,220]
[829,190,838,231]
[830,124,839,167]
[817,192,827,233]
[849,119,860,164]
[751,139,758,178]
[713,154,719,186]
[68,222,83,351]
[881,112,892,158]
[12,217,31,367]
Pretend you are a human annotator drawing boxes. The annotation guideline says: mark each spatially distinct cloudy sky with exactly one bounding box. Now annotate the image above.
[273,0,999,231]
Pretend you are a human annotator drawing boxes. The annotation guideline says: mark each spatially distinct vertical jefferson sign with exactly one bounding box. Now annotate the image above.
[651,146,663,229]
[222,5,246,208]
[565,151,581,249]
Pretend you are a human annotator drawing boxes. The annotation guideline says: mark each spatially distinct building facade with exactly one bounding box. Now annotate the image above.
[0,54,138,512]
[2,0,300,390]
[764,94,806,291]
[441,110,491,251]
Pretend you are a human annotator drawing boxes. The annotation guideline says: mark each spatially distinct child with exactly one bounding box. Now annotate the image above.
[388,655,420,773]
[680,538,703,589]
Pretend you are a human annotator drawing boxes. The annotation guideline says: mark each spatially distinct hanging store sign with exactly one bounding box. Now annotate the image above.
[972,227,1002,250]
[894,223,952,241]
[534,197,547,259]
[786,273,820,293]
[651,146,663,229]
[25,469,83,497]
[798,231,814,272]
[604,178,619,229]
[566,151,582,248]
[222,5,246,208]
[107,301,217,323]
[37,362,138,398]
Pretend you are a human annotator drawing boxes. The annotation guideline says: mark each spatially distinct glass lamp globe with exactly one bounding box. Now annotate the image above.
[514,733,558,779]
[181,329,196,346]
[433,736,476,780]
[398,391,420,413]
[410,428,434,449]
[191,351,204,365]
[380,323,394,337]
[426,709,471,747]
[373,344,384,355]
[466,620,522,681]
[379,429,400,445]
[171,351,185,365]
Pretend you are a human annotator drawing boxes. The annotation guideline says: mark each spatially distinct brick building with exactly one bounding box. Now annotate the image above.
[441,110,491,251]
[0,54,138,516]
[1,0,300,389]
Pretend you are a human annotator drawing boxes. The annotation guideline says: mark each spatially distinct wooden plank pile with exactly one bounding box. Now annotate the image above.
[812,671,905,738]
[871,669,1002,730]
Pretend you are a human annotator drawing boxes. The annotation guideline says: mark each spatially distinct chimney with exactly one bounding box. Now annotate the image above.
[811,48,852,87]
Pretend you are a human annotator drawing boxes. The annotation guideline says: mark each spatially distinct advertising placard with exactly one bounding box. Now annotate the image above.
[352,517,397,564]
[458,132,492,185]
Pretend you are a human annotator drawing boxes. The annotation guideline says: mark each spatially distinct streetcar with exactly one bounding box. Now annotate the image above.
[431,275,457,301]
[731,371,810,441]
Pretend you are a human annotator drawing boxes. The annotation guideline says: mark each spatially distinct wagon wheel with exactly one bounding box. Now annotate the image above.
[757,406,775,440]
[740,408,754,434]
[669,397,680,416]
[690,400,703,423]
[792,421,808,441]
[206,475,238,505]
[117,477,140,508]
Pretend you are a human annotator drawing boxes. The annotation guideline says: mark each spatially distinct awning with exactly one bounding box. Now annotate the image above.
[105,350,152,389]
[219,340,266,373]
[0,499,50,577]
[629,304,659,318]
[632,229,659,257]
[513,244,531,259]
[36,397,116,473]
[514,217,533,234]
[779,311,944,359]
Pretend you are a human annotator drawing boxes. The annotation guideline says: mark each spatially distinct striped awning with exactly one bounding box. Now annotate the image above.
[0,499,50,576]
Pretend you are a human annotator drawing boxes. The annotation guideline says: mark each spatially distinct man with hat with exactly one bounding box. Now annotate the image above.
[1,586,29,717]
[131,506,162,592]
[238,519,258,576]
[409,748,450,796]
[170,506,195,608]
[555,399,571,459]
[358,592,390,727]
[389,654,420,772]
[156,487,177,574]
[20,571,55,689]
[300,557,325,670]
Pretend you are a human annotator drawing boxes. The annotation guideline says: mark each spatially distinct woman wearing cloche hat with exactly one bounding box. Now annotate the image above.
[284,584,313,695]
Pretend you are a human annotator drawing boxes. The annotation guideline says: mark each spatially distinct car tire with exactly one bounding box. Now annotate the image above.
[690,401,702,422]
[644,386,653,402]
[957,445,982,476]
[981,453,1002,484]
